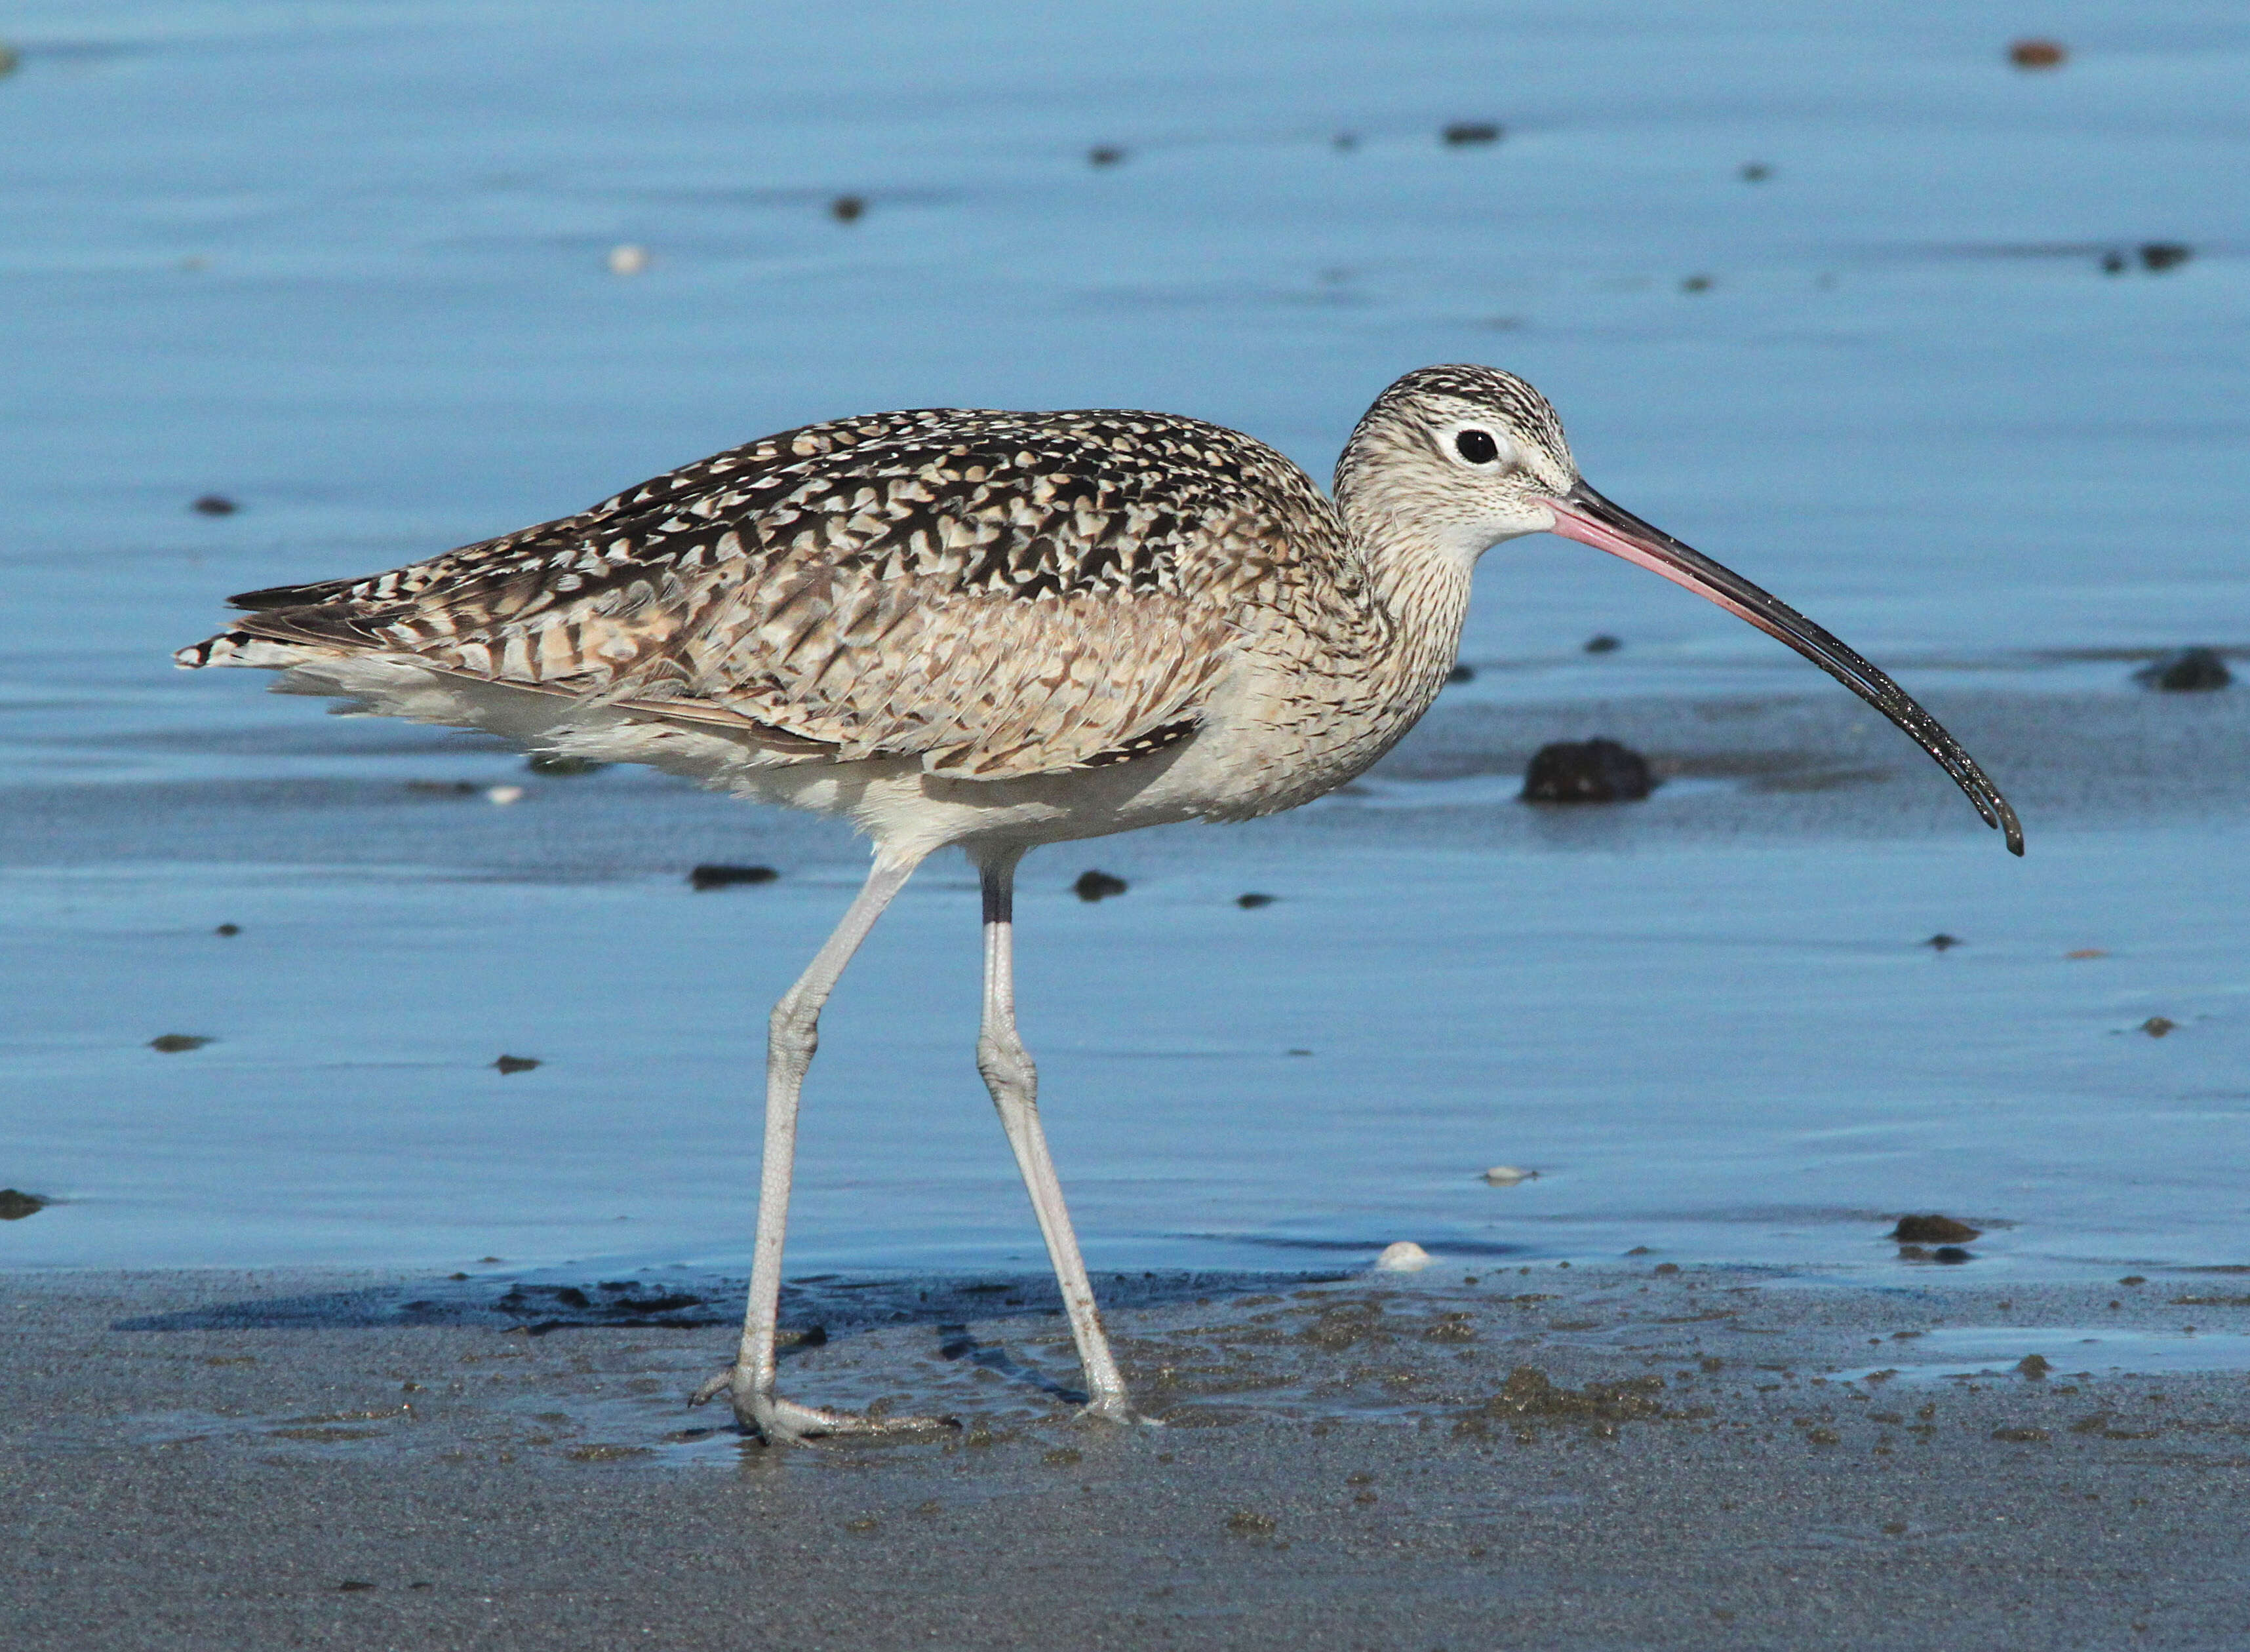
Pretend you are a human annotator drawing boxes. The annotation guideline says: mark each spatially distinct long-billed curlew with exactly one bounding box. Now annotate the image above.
[178,364,2021,1441]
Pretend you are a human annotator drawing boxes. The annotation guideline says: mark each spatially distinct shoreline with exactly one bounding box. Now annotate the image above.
[7,1265,2247,1649]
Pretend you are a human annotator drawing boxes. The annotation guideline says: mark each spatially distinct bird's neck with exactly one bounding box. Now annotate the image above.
[1342,500,1481,701]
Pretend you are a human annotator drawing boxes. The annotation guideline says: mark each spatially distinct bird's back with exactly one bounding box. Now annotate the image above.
[182,407,1372,781]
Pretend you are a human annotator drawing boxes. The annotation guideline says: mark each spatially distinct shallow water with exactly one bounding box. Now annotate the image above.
[2,2,2246,1284]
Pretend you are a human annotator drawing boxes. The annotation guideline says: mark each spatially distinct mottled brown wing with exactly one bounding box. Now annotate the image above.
[223,408,1330,777]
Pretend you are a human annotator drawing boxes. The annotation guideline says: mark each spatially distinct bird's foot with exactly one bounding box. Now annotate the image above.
[1076,1393,1163,1428]
[688,1367,957,1445]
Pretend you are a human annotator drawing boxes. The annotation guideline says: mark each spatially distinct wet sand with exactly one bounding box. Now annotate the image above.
[7,1266,2248,1649]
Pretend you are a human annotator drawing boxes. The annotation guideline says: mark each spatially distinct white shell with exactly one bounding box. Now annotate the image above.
[1482,1165,1536,1185]
[484,785,525,805]
[1373,1240,1432,1272]
[606,243,651,275]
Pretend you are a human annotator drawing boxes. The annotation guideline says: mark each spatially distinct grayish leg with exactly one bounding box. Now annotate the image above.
[691,846,946,1443]
[975,850,1147,1424]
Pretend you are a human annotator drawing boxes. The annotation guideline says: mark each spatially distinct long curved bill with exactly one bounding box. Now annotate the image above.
[1545,481,2023,856]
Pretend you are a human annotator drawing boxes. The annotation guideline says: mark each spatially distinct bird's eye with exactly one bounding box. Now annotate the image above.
[1453,429,1499,465]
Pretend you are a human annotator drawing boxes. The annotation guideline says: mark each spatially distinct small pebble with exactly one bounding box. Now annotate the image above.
[2141,1016,2175,1038]
[1924,934,1961,951]
[0,1189,49,1221]
[2134,648,2230,692]
[1073,869,1128,902]
[1680,274,1714,294]
[1374,1241,1432,1272]
[1086,146,1125,167]
[1582,634,1621,654]
[2007,39,2067,69]
[149,1034,212,1053]
[484,785,524,806]
[605,243,650,275]
[690,864,779,891]
[1482,1166,1535,1185]
[1891,1215,1980,1243]
[2064,948,2106,960]
[0,43,18,77]
[1739,162,1771,182]
[2139,242,2192,273]
[1441,122,1501,146]
[1522,738,1653,804]
[214,923,240,937]
[2015,1354,2052,1380]
[190,494,239,516]
[1235,892,1276,909]
[1933,1246,1973,1265]
[829,195,866,224]
[1332,132,1359,151]
[494,1055,540,1076]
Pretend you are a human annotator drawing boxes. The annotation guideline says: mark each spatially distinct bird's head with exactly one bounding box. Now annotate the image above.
[1337,363,2023,856]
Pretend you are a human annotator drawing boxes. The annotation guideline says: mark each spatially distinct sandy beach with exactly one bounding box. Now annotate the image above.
[7,1265,2249,1649]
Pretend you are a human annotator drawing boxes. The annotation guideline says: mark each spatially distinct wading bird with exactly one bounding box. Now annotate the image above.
[178,365,2021,1441]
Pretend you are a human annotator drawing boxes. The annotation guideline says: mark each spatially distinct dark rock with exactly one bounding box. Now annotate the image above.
[1891,1215,1981,1243]
[1896,1244,1930,1260]
[214,923,240,937]
[1583,634,1621,654]
[1087,145,1125,167]
[1933,1246,1974,1264]
[1235,893,1276,909]
[149,1034,212,1053]
[1446,662,1475,684]
[829,195,865,223]
[1925,934,1961,951]
[1739,162,1772,182]
[2101,250,2127,275]
[404,780,479,795]
[525,754,603,776]
[2139,242,2193,273]
[1680,274,1714,293]
[2141,1016,2176,1038]
[2135,647,2230,691]
[2008,38,2066,69]
[493,1054,540,1075]
[0,1189,49,1221]
[1441,122,1501,146]
[1522,738,1654,803]
[1332,132,1359,151]
[190,494,239,516]
[690,863,778,890]
[2015,1354,2053,1380]
[1073,869,1128,902]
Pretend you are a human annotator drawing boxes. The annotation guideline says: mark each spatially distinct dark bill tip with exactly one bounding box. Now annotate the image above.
[1544,482,2023,856]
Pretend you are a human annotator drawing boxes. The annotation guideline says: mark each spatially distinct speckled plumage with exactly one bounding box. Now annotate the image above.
[189,404,1400,776]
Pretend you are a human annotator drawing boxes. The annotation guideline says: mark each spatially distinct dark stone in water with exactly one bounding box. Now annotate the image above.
[2008,39,2066,69]
[1087,145,1126,167]
[1925,933,1962,951]
[1739,162,1771,182]
[190,494,239,516]
[1522,738,1653,803]
[1446,663,1475,684]
[493,1054,541,1075]
[1236,893,1276,909]
[2101,250,2127,275]
[2139,242,2192,273]
[1933,1247,1974,1264]
[0,1189,49,1220]
[1441,122,1502,146]
[1583,634,1621,654]
[2135,648,2230,691]
[526,754,604,776]
[829,195,865,223]
[690,863,778,890]
[1074,869,1128,902]
[214,923,240,937]
[1891,1214,1981,1243]
[149,1034,212,1053]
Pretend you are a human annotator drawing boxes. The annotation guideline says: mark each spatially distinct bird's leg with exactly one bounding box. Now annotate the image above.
[975,852,1151,1426]
[690,847,950,1444]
